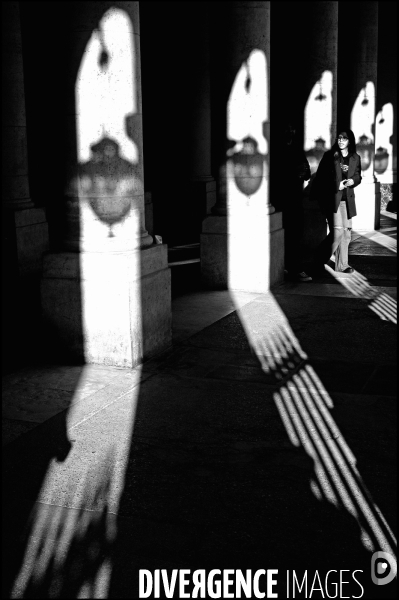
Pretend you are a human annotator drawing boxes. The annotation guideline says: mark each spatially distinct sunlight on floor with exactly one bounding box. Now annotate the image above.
[352,230,397,254]
[11,376,141,598]
[324,264,397,324]
[231,291,397,560]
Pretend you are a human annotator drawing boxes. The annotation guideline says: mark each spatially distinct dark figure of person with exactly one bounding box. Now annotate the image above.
[311,129,362,274]
[280,122,312,282]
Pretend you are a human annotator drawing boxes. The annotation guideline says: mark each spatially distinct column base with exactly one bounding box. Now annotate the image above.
[190,177,217,216]
[145,192,154,238]
[41,244,172,368]
[200,216,229,289]
[182,178,217,239]
[3,205,49,276]
[385,182,397,214]
[200,211,284,291]
[2,205,49,371]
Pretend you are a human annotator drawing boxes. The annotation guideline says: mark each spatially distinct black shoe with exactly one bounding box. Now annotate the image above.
[293,271,313,282]
[342,266,354,274]
[285,270,313,282]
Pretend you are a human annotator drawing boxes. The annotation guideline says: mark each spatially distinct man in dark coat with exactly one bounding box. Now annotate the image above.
[279,122,312,282]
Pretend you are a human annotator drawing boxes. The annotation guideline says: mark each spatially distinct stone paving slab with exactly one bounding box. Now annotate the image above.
[171,290,261,344]
[2,365,149,448]
[2,418,39,446]
[346,255,397,280]
[276,282,397,299]
[2,363,122,392]
[2,384,74,424]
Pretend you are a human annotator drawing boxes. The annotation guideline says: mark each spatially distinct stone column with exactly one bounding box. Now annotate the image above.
[375,1,397,213]
[301,1,339,254]
[2,1,49,369]
[184,2,217,221]
[1,1,49,275]
[201,1,284,291]
[41,1,171,367]
[338,1,380,230]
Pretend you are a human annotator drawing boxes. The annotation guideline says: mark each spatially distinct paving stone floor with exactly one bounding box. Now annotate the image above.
[2,214,397,599]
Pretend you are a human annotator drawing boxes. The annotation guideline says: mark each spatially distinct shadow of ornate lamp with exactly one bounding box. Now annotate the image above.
[229,136,265,196]
[374,147,389,175]
[79,137,140,237]
[357,134,374,171]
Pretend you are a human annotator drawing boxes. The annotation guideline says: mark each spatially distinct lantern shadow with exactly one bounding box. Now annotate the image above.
[78,135,143,238]
[226,135,267,197]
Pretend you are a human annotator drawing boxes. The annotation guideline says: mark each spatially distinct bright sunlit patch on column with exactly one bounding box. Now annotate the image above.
[226,50,272,292]
[73,7,145,367]
[75,8,143,248]
[231,291,397,558]
[351,82,375,180]
[304,71,333,174]
[227,50,268,158]
[349,82,380,230]
[374,103,394,183]
[76,9,137,163]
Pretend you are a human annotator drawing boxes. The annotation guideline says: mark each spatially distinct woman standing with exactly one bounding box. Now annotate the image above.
[311,129,362,274]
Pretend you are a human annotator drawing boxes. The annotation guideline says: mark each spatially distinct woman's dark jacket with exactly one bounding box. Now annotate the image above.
[311,149,362,218]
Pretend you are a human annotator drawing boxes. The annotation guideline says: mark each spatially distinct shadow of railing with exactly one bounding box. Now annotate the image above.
[324,263,397,324]
[248,319,396,556]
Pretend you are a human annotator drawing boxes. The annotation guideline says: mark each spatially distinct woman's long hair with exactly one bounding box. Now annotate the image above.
[332,128,357,160]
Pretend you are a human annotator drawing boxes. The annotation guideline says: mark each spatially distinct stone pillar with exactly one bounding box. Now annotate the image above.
[1,1,49,271]
[41,2,171,367]
[201,1,284,291]
[301,1,338,254]
[2,1,49,369]
[144,192,154,238]
[338,1,380,230]
[185,2,217,222]
[376,1,397,213]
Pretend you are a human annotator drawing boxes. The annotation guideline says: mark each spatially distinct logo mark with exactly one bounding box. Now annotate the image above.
[371,551,397,586]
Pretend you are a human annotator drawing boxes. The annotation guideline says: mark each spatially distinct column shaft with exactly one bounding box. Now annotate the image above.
[271,1,339,255]
[376,1,397,212]
[40,1,171,367]
[338,1,380,230]
[202,1,284,291]
[1,1,49,370]
[1,2,32,209]
[185,1,217,219]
